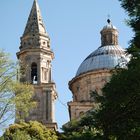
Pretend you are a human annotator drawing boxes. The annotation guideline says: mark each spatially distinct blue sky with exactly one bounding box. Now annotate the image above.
[0,0,133,132]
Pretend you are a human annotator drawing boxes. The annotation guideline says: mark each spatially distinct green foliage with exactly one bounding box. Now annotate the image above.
[62,119,80,133]
[0,50,16,126]
[12,82,36,120]
[60,131,103,140]
[7,130,31,140]
[119,0,140,48]
[95,56,140,139]
[61,112,103,140]
[119,0,140,18]
[0,50,36,128]
[0,121,58,140]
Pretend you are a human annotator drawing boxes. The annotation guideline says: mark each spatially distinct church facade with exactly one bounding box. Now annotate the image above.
[16,0,57,130]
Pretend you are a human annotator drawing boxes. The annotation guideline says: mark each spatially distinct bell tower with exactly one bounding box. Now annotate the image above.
[16,0,57,130]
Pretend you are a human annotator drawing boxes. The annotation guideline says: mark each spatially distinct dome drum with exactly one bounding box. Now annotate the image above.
[69,69,112,102]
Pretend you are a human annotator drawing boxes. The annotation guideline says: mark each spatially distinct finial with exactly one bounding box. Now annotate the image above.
[107,14,111,24]
[107,19,111,24]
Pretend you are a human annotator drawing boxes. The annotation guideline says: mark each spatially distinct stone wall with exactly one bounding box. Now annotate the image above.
[68,69,112,120]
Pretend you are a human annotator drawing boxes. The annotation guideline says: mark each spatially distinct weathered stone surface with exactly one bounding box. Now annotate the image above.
[16,0,57,130]
[69,70,111,120]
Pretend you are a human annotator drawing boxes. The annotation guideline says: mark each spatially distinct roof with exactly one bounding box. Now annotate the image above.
[75,20,129,77]
[23,0,48,37]
[102,19,117,30]
[103,24,117,30]
[76,45,129,76]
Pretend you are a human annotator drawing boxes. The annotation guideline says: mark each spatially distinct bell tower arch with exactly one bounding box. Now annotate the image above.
[31,62,38,84]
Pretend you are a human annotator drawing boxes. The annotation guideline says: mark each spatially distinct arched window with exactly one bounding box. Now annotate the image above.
[31,62,37,84]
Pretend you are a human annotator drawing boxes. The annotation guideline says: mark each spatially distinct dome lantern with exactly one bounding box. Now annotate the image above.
[100,19,118,46]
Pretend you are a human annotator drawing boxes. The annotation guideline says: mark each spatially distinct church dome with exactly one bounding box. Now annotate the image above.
[76,45,127,76]
[76,20,129,76]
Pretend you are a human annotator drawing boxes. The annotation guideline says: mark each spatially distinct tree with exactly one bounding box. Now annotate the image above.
[0,50,36,129]
[94,0,140,139]
[0,50,15,126]
[95,59,140,139]
[60,111,103,140]
[0,130,31,140]
[11,82,36,121]
[0,121,58,140]
[119,0,140,49]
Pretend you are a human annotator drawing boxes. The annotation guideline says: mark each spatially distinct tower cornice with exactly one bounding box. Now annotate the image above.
[16,48,54,59]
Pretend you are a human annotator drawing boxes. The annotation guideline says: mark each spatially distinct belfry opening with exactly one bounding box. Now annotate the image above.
[31,62,38,84]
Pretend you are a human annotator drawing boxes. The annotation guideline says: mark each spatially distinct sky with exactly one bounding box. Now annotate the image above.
[0,0,133,132]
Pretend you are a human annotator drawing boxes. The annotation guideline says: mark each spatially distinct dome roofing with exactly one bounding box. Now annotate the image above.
[103,24,117,30]
[75,20,129,77]
[76,45,129,76]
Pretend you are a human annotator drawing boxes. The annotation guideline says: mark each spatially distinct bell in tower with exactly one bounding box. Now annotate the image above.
[31,62,38,84]
[16,0,57,130]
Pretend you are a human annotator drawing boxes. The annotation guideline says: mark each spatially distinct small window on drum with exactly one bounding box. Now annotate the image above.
[79,111,84,116]
[31,62,38,84]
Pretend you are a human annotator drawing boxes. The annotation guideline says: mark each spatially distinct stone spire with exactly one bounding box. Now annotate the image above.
[23,0,48,37]
[19,0,51,50]
[100,19,118,46]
